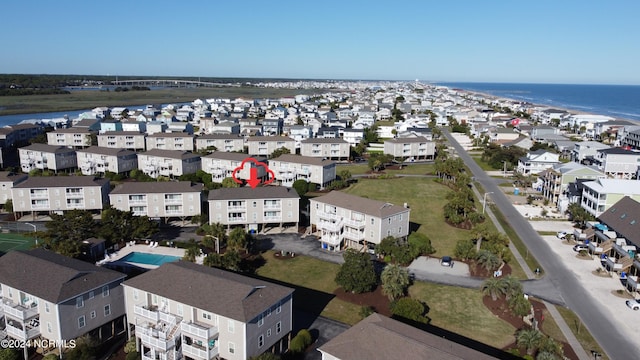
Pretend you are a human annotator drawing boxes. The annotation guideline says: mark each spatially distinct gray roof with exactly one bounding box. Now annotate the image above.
[318,313,499,360]
[271,154,335,167]
[52,128,90,134]
[312,191,409,218]
[384,136,429,144]
[76,145,136,157]
[139,149,201,160]
[13,176,109,189]
[208,186,299,201]
[196,134,244,140]
[0,172,27,184]
[20,143,76,154]
[203,152,266,162]
[110,181,203,195]
[246,136,295,143]
[300,138,349,144]
[99,131,144,136]
[597,147,639,155]
[598,197,640,246]
[146,132,194,138]
[123,261,293,322]
[0,249,126,304]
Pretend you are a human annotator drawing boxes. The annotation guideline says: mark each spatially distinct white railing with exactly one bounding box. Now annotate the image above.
[343,218,365,229]
[606,257,623,271]
[164,197,182,204]
[6,322,39,341]
[264,215,282,222]
[182,343,211,359]
[2,301,38,321]
[136,326,175,351]
[317,212,340,221]
[627,276,639,291]
[180,321,218,340]
[264,203,281,210]
[321,234,342,246]
[343,231,365,241]
[228,217,247,223]
[318,219,342,233]
[134,304,159,322]
[29,191,49,199]
[227,205,246,211]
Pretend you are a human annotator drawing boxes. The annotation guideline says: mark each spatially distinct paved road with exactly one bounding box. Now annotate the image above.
[443,129,638,359]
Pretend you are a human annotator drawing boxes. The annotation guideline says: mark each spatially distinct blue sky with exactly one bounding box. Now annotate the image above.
[2,0,639,85]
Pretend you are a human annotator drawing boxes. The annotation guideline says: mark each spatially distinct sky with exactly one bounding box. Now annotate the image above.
[2,0,639,85]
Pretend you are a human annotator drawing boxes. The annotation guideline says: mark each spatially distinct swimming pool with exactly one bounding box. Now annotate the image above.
[119,252,180,266]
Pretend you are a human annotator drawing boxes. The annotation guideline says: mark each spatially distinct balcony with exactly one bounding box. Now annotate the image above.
[228,217,247,223]
[318,220,342,233]
[164,197,183,204]
[317,211,340,222]
[181,321,218,340]
[183,341,219,360]
[134,304,159,322]
[5,320,40,341]
[136,326,176,351]
[2,300,38,321]
[264,202,281,210]
[343,231,365,241]
[264,215,282,222]
[129,198,147,205]
[228,204,246,211]
[343,218,365,229]
[321,234,342,246]
[29,190,49,199]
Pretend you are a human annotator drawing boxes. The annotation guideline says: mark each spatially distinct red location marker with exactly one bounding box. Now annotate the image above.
[232,158,275,188]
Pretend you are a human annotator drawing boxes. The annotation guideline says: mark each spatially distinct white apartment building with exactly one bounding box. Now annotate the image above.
[145,132,195,152]
[310,191,410,252]
[76,146,138,176]
[0,171,27,206]
[246,136,296,157]
[300,138,350,161]
[342,128,364,147]
[383,137,435,160]
[516,150,560,175]
[137,149,201,179]
[123,261,294,360]
[580,178,640,218]
[109,181,203,220]
[195,134,245,153]
[18,144,78,173]
[269,154,336,189]
[0,249,126,358]
[98,131,147,151]
[594,147,640,179]
[208,187,299,232]
[11,176,110,217]
[571,141,611,163]
[47,128,92,149]
[202,152,269,184]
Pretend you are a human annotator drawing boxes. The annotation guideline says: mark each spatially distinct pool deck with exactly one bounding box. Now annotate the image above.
[97,243,186,269]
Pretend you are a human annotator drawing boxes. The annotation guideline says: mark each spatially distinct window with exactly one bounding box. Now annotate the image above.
[258,335,264,347]
[276,321,282,334]
[78,316,86,328]
[258,314,264,327]
[90,311,96,319]
[267,328,272,337]
[47,322,52,333]
[398,226,402,233]
[76,296,84,308]
[228,342,235,354]
[177,304,183,316]
[203,312,212,320]
[267,308,272,317]
[228,319,235,333]
[276,303,281,314]
[104,304,111,316]
[45,302,50,313]
[253,201,257,208]
[102,285,109,297]
[371,218,374,225]
[133,290,138,301]
[89,291,94,299]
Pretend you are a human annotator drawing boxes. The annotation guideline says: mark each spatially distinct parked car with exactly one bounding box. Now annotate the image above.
[573,244,589,252]
[625,299,640,311]
[557,231,568,239]
[440,256,453,267]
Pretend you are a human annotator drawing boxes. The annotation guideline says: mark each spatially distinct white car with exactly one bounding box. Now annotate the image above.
[626,299,640,311]
[557,231,568,239]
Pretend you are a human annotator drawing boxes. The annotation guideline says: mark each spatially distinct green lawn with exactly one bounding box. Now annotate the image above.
[409,282,515,348]
[0,233,37,253]
[342,177,470,256]
[471,155,496,171]
[337,163,435,176]
[255,251,363,325]
[556,306,608,360]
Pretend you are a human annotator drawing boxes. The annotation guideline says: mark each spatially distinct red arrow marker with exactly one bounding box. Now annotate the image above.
[246,166,261,188]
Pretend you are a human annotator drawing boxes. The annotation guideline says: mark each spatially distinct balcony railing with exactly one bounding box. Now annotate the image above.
[343,231,365,241]
[627,275,639,291]
[343,218,365,229]
[180,321,218,340]
[264,215,282,222]
[6,321,39,341]
[135,326,176,351]
[134,304,159,322]
[317,211,340,221]
[321,234,342,246]
[228,217,247,223]
[183,342,219,360]
[2,300,38,321]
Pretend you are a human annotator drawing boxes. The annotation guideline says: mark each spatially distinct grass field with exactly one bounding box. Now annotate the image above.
[342,177,471,256]
[336,163,435,176]
[0,87,319,116]
[0,232,37,253]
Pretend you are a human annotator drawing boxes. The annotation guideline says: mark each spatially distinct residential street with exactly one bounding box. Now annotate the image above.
[443,130,639,359]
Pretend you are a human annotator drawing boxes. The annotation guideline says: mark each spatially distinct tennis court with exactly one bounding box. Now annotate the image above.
[0,232,37,253]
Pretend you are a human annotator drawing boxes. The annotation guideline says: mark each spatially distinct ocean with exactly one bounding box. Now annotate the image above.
[435,82,640,123]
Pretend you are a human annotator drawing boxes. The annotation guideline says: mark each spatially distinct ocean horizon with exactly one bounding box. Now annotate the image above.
[435,82,640,123]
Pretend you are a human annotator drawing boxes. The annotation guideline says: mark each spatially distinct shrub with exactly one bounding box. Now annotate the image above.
[125,351,140,360]
[390,297,429,324]
[124,337,137,353]
[359,306,374,319]
[289,329,313,353]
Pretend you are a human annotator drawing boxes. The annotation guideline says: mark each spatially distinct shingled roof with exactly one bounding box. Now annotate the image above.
[597,196,640,246]
[318,313,499,360]
[110,181,203,195]
[0,249,126,304]
[123,261,293,322]
[312,191,409,218]
[208,186,299,201]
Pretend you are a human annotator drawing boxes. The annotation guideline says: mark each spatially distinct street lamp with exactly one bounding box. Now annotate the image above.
[206,235,220,254]
[482,192,494,214]
[25,222,37,246]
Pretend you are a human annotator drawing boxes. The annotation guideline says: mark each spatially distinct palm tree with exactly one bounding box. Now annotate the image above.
[227,227,248,251]
[476,250,502,272]
[538,336,564,358]
[381,264,410,301]
[183,246,199,263]
[471,223,490,251]
[502,276,523,300]
[481,278,508,301]
[516,328,543,355]
[535,351,561,360]
[202,222,227,253]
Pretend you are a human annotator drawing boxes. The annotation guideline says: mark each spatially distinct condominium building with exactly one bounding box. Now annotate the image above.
[109,181,203,219]
[516,150,560,175]
[0,124,45,149]
[201,152,269,184]
[269,154,336,189]
[76,146,138,176]
[0,171,27,206]
[145,132,195,152]
[580,178,640,217]
[47,128,92,149]
[97,131,147,151]
[593,147,640,179]
[571,141,611,164]
[300,138,350,161]
[18,144,78,173]
[310,191,410,252]
[195,134,245,153]
[246,136,296,157]
[208,187,299,232]
[539,162,605,204]
[11,176,110,217]
[0,249,126,357]
[383,137,436,160]
[122,261,294,360]
[137,149,201,179]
